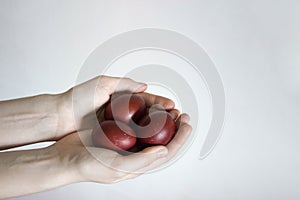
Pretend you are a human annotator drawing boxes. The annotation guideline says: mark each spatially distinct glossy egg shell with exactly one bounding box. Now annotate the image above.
[104,93,147,124]
[92,120,136,151]
[137,111,176,146]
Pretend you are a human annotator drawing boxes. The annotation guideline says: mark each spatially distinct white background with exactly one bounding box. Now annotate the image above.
[1,0,300,199]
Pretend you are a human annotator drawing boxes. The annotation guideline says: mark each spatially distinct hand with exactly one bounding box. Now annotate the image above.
[0,76,155,149]
[56,76,176,139]
[51,111,191,184]
[0,75,191,199]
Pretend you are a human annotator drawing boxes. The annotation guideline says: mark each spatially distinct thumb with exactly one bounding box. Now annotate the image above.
[117,146,168,173]
[98,76,147,96]
[70,76,147,128]
[95,76,147,108]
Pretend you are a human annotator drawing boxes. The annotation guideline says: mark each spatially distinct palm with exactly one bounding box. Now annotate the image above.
[53,110,190,183]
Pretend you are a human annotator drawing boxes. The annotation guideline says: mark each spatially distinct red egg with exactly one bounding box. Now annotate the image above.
[137,111,176,146]
[92,120,136,151]
[104,93,147,124]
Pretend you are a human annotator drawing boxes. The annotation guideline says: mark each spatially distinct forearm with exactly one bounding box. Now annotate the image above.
[0,94,63,149]
[0,147,76,199]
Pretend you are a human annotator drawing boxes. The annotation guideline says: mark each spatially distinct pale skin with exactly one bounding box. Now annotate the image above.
[0,76,192,199]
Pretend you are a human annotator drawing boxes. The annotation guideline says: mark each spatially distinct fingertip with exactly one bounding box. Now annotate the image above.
[136,83,147,92]
[169,109,180,120]
[157,147,169,158]
[181,114,190,123]
[176,114,190,126]
[164,100,175,110]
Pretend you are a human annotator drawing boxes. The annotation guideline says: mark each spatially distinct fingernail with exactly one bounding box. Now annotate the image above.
[157,148,168,158]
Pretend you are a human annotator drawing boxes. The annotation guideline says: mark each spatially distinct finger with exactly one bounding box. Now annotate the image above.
[165,122,192,159]
[92,76,147,109]
[138,92,175,110]
[169,109,180,120]
[72,76,147,116]
[175,113,190,128]
[133,120,192,174]
[113,146,168,174]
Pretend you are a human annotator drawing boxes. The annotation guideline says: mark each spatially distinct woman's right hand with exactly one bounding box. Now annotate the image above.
[51,112,191,184]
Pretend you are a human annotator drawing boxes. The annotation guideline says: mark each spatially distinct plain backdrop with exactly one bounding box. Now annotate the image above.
[0,0,300,199]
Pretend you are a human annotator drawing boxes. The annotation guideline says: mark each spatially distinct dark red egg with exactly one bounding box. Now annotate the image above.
[104,93,147,124]
[92,120,136,151]
[137,111,176,146]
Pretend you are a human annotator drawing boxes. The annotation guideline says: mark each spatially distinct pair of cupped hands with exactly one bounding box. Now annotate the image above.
[52,76,192,184]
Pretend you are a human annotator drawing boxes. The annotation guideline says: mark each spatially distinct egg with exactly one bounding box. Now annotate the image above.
[104,93,147,124]
[137,111,176,147]
[93,93,177,152]
[92,120,136,151]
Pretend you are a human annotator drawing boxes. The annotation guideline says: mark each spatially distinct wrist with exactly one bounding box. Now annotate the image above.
[48,143,87,183]
[55,90,76,138]
[45,145,81,185]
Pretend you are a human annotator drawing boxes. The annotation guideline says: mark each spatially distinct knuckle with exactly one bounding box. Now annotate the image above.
[98,75,107,80]
[97,75,105,83]
[97,75,110,86]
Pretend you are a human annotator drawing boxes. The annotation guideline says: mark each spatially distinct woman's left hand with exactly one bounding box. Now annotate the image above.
[55,76,175,140]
